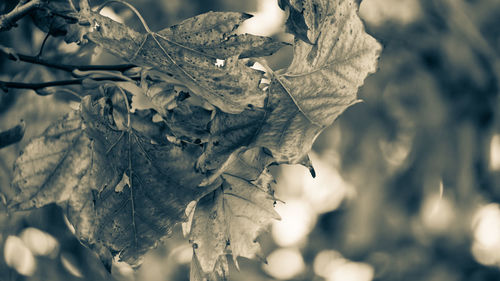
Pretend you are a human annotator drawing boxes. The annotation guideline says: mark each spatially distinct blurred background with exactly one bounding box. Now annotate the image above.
[2,0,500,280]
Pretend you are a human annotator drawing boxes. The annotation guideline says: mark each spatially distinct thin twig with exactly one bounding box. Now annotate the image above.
[0,0,45,32]
[36,32,51,58]
[0,76,138,92]
[1,49,136,73]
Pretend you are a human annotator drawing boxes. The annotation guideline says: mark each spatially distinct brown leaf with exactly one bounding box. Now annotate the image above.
[196,109,267,173]
[190,148,279,275]
[255,0,381,163]
[70,96,220,265]
[9,110,91,210]
[81,10,281,114]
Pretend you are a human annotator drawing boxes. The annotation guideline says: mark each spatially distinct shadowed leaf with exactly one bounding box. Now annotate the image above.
[279,0,332,44]
[70,96,219,265]
[196,109,266,173]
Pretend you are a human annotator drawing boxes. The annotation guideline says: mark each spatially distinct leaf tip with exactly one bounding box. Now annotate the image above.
[242,12,254,20]
[309,166,316,178]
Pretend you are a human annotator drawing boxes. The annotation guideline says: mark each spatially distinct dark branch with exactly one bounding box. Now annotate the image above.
[0,121,25,149]
[1,50,136,73]
[0,0,45,32]
[0,76,139,92]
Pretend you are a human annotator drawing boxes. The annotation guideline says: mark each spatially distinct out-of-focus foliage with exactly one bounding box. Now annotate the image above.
[1,0,500,281]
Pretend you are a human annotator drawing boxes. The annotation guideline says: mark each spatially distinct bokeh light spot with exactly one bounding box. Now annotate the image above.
[313,250,374,281]
[263,248,305,280]
[238,0,286,36]
[302,153,354,214]
[489,134,500,171]
[272,199,316,247]
[61,252,84,278]
[20,227,59,258]
[360,0,421,26]
[420,186,455,234]
[4,235,36,276]
[472,203,500,267]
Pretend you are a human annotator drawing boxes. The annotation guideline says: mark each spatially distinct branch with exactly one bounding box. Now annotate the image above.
[0,0,45,32]
[1,49,136,73]
[0,121,25,149]
[0,76,138,92]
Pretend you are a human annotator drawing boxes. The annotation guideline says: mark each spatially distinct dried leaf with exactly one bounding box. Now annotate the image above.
[196,109,266,173]
[164,101,212,144]
[190,171,279,274]
[72,96,220,265]
[32,0,90,43]
[280,0,381,127]
[9,110,91,210]
[190,253,228,281]
[279,0,331,44]
[81,11,281,113]
[255,0,380,163]
[157,12,288,59]
[190,147,279,275]
[254,81,323,163]
[279,0,312,44]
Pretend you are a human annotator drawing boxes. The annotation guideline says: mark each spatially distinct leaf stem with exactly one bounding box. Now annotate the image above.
[1,49,136,73]
[0,76,138,92]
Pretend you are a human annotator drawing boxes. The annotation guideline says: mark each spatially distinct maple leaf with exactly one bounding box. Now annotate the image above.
[256,0,381,163]
[279,0,331,44]
[189,148,279,277]
[32,0,90,43]
[72,95,220,265]
[79,10,285,114]
[196,109,267,174]
[9,110,91,210]
[8,0,382,278]
[190,253,229,281]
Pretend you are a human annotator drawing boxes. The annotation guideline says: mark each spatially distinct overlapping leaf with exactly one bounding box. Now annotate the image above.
[9,110,91,210]
[74,96,219,265]
[189,148,279,277]
[32,0,90,42]
[279,0,331,44]
[255,0,381,163]
[196,109,267,174]
[80,10,283,114]
[8,0,381,279]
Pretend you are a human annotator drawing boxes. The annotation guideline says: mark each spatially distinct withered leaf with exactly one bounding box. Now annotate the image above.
[190,148,279,276]
[71,96,220,265]
[255,0,381,163]
[279,0,331,44]
[9,110,90,210]
[31,0,90,43]
[190,253,228,281]
[164,100,212,144]
[196,109,266,173]
[81,10,282,114]
[157,12,288,59]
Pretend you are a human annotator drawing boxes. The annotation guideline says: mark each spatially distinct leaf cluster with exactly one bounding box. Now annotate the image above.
[6,0,380,280]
